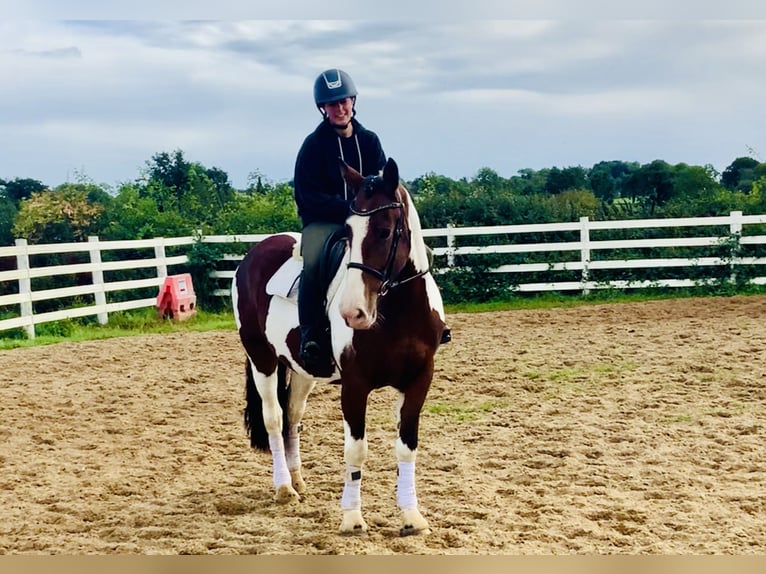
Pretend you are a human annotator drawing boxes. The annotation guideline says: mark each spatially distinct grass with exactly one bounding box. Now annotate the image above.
[522,361,640,401]
[426,399,506,423]
[443,288,712,314]
[0,308,236,350]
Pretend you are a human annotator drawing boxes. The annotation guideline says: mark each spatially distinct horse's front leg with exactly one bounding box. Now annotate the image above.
[339,383,370,535]
[394,388,431,536]
[284,371,315,495]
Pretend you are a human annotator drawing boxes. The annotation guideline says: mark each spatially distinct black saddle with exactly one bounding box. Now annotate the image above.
[317,230,348,300]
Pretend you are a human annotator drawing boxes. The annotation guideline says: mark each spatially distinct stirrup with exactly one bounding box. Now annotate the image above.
[300,339,321,357]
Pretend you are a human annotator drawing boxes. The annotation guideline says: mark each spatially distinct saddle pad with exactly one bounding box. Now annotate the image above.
[265,255,302,300]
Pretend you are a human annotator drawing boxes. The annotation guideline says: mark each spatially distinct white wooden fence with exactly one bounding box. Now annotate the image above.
[2,211,766,338]
[205,210,766,295]
[0,236,196,338]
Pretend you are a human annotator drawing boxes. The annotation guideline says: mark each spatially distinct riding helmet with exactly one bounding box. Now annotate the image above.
[313,68,358,106]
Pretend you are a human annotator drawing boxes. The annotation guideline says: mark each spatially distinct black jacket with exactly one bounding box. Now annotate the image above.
[294,117,386,226]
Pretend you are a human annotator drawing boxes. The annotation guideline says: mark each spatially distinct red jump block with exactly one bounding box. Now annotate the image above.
[156,273,197,321]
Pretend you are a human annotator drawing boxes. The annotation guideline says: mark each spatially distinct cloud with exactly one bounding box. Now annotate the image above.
[11,46,82,59]
[1,19,765,188]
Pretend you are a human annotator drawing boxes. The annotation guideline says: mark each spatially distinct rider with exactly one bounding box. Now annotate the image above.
[293,68,387,370]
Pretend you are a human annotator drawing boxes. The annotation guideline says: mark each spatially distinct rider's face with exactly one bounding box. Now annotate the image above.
[322,97,354,128]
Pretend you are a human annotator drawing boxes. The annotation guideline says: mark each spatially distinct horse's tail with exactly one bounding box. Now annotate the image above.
[243,359,291,452]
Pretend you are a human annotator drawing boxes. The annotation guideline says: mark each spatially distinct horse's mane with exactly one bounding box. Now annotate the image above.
[398,184,431,273]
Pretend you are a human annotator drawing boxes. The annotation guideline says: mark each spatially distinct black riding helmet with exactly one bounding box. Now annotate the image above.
[313,68,358,109]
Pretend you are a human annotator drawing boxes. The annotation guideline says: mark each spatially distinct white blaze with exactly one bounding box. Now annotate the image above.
[339,215,376,329]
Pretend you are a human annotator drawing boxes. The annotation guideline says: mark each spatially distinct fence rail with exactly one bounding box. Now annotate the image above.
[2,211,766,338]
[0,236,195,338]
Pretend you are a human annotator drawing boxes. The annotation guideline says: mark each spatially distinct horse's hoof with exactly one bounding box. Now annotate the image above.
[339,510,368,535]
[290,470,306,495]
[274,484,300,504]
[400,509,429,536]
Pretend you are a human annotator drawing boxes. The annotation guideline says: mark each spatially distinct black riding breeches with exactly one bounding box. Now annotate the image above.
[298,222,345,336]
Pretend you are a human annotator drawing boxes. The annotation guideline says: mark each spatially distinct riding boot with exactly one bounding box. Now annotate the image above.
[298,273,331,371]
[298,222,344,373]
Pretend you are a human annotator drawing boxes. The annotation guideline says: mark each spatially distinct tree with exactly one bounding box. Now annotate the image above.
[670,164,719,201]
[544,166,588,195]
[246,169,270,195]
[472,167,505,195]
[549,189,600,220]
[513,168,550,195]
[206,166,236,207]
[661,164,728,216]
[213,183,300,234]
[588,160,640,203]
[0,177,47,204]
[141,149,235,223]
[102,182,194,240]
[588,167,616,203]
[721,156,760,192]
[0,197,17,246]
[12,184,107,243]
[623,160,674,215]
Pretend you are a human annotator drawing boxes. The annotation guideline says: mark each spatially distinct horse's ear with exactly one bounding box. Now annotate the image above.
[339,157,364,190]
[382,157,399,191]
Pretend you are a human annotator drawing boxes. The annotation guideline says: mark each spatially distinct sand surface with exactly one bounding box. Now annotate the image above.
[1,295,765,554]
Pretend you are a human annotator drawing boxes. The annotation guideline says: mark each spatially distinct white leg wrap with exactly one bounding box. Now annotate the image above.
[341,465,363,510]
[268,433,291,488]
[397,461,418,510]
[285,425,301,471]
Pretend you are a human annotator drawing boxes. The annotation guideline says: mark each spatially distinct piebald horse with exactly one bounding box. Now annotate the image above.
[232,157,448,535]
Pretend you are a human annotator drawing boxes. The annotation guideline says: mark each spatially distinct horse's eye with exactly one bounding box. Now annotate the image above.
[376,227,391,241]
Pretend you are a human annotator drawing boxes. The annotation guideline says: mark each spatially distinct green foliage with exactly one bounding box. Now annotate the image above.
[103,182,195,239]
[435,266,509,304]
[213,184,300,234]
[416,181,600,229]
[0,197,17,246]
[692,232,766,297]
[140,149,236,226]
[6,146,766,316]
[12,184,108,243]
[35,318,78,338]
[588,160,641,203]
[721,156,761,191]
[0,177,47,204]
[186,239,231,311]
[544,165,588,194]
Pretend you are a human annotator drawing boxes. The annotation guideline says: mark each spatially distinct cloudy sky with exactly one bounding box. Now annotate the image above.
[2,9,765,190]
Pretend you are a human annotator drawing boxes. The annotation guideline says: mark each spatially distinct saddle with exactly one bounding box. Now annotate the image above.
[265,231,348,305]
[265,231,452,347]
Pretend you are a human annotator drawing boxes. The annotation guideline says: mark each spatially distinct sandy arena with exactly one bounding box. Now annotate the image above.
[1,295,765,554]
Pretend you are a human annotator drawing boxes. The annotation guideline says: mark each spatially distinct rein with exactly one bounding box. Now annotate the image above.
[347,200,429,296]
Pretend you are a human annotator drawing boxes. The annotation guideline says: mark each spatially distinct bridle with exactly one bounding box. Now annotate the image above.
[346,192,429,297]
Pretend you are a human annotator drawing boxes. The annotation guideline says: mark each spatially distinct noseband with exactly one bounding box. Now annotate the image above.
[347,197,429,296]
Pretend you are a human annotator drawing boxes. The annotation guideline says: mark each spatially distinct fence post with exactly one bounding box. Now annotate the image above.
[88,236,108,325]
[729,210,743,285]
[446,223,456,268]
[580,216,591,294]
[15,238,34,339]
[154,238,168,280]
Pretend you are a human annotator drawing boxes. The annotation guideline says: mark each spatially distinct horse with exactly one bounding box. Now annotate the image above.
[231,157,449,536]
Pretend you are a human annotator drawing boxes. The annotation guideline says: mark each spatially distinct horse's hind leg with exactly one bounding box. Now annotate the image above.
[394,390,431,536]
[251,359,300,504]
[283,371,315,495]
